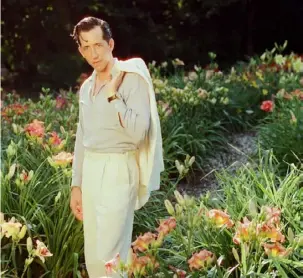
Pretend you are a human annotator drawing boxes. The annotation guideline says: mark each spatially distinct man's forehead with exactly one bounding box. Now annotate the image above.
[79,26,105,44]
[79,35,105,45]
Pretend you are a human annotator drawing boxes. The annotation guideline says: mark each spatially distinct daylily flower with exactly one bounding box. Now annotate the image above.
[283,92,293,100]
[233,217,255,244]
[132,232,157,252]
[188,71,198,81]
[153,79,168,90]
[260,100,274,112]
[207,209,234,228]
[48,151,73,167]
[24,119,45,138]
[156,217,177,236]
[158,101,172,117]
[196,88,209,99]
[129,252,159,277]
[188,249,215,271]
[291,89,303,100]
[1,216,27,241]
[205,70,215,80]
[55,95,67,109]
[262,206,281,225]
[257,223,285,243]
[19,170,34,183]
[48,132,62,146]
[105,253,120,275]
[274,54,286,66]
[263,242,291,258]
[1,103,27,119]
[292,57,303,72]
[34,240,53,263]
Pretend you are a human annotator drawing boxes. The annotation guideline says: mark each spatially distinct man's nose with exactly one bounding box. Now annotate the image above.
[91,47,98,59]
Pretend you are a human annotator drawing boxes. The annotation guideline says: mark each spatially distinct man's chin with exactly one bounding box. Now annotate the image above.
[92,64,106,72]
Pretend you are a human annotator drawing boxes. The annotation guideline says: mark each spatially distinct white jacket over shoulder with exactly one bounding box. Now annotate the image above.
[115,57,165,210]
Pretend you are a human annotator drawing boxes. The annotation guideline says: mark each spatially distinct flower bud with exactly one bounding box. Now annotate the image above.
[174,190,185,206]
[7,163,17,180]
[27,237,33,253]
[18,225,27,240]
[6,143,17,158]
[165,200,175,215]
[188,156,195,167]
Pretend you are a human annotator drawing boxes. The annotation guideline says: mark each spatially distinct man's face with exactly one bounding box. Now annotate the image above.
[78,26,114,72]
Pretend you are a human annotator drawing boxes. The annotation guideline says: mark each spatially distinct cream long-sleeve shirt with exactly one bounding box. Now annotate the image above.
[71,72,151,188]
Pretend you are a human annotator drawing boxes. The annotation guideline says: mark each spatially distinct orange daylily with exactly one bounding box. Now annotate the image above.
[53,151,73,166]
[188,249,215,271]
[24,119,45,138]
[260,100,274,112]
[233,217,255,244]
[257,223,285,243]
[207,209,234,228]
[129,251,159,277]
[156,217,177,236]
[262,206,281,226]
[263,242,291,258]
[132,232,157,252]
[1,103,27,122]
[48,131,62,146]
[48,151,73,168]
[291,89,303,100]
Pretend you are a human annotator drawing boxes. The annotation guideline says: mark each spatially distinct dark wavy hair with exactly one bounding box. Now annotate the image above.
[71,16,112,46]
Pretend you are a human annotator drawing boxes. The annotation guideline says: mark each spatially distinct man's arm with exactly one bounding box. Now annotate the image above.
[111,73,150,145]
[71,94,85,189]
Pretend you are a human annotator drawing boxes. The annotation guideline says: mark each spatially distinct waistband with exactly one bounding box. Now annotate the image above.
[84,148,138,158]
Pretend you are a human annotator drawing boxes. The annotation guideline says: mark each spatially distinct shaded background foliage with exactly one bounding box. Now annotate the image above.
[2,0,303,96]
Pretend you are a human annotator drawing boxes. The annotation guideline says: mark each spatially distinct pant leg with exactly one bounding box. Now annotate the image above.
[82,151,139,278]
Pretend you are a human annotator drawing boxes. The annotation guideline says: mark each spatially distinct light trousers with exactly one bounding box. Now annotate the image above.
[82,149,139,278]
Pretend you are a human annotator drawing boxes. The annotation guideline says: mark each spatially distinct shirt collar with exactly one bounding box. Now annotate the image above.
[89,57,118,83]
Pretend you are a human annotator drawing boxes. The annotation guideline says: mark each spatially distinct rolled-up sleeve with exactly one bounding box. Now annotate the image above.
[71,94,85,189]
[111,73,150,145]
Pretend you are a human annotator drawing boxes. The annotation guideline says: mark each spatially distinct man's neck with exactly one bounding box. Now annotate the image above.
[96,58,115,82]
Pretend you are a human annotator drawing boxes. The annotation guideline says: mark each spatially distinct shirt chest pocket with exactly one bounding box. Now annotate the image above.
[80,98,121,131]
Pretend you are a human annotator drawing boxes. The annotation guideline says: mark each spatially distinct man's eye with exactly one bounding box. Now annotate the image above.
[83,46,89,50]
[96,43,102,47]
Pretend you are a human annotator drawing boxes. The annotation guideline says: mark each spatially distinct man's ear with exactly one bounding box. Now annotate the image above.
[109,38,115,52]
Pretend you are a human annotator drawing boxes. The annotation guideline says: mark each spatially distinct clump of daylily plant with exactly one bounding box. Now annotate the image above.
[0,213,53,277]
[106,189,301,277]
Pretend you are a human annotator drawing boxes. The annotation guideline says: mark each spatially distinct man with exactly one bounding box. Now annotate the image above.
[69,16,163,277]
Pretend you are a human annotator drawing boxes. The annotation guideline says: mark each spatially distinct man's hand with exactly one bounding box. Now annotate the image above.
[70,187,83,221]
[107,71,126,98]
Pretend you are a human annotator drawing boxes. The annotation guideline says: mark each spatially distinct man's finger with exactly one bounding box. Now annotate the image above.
[75,211,83,221]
